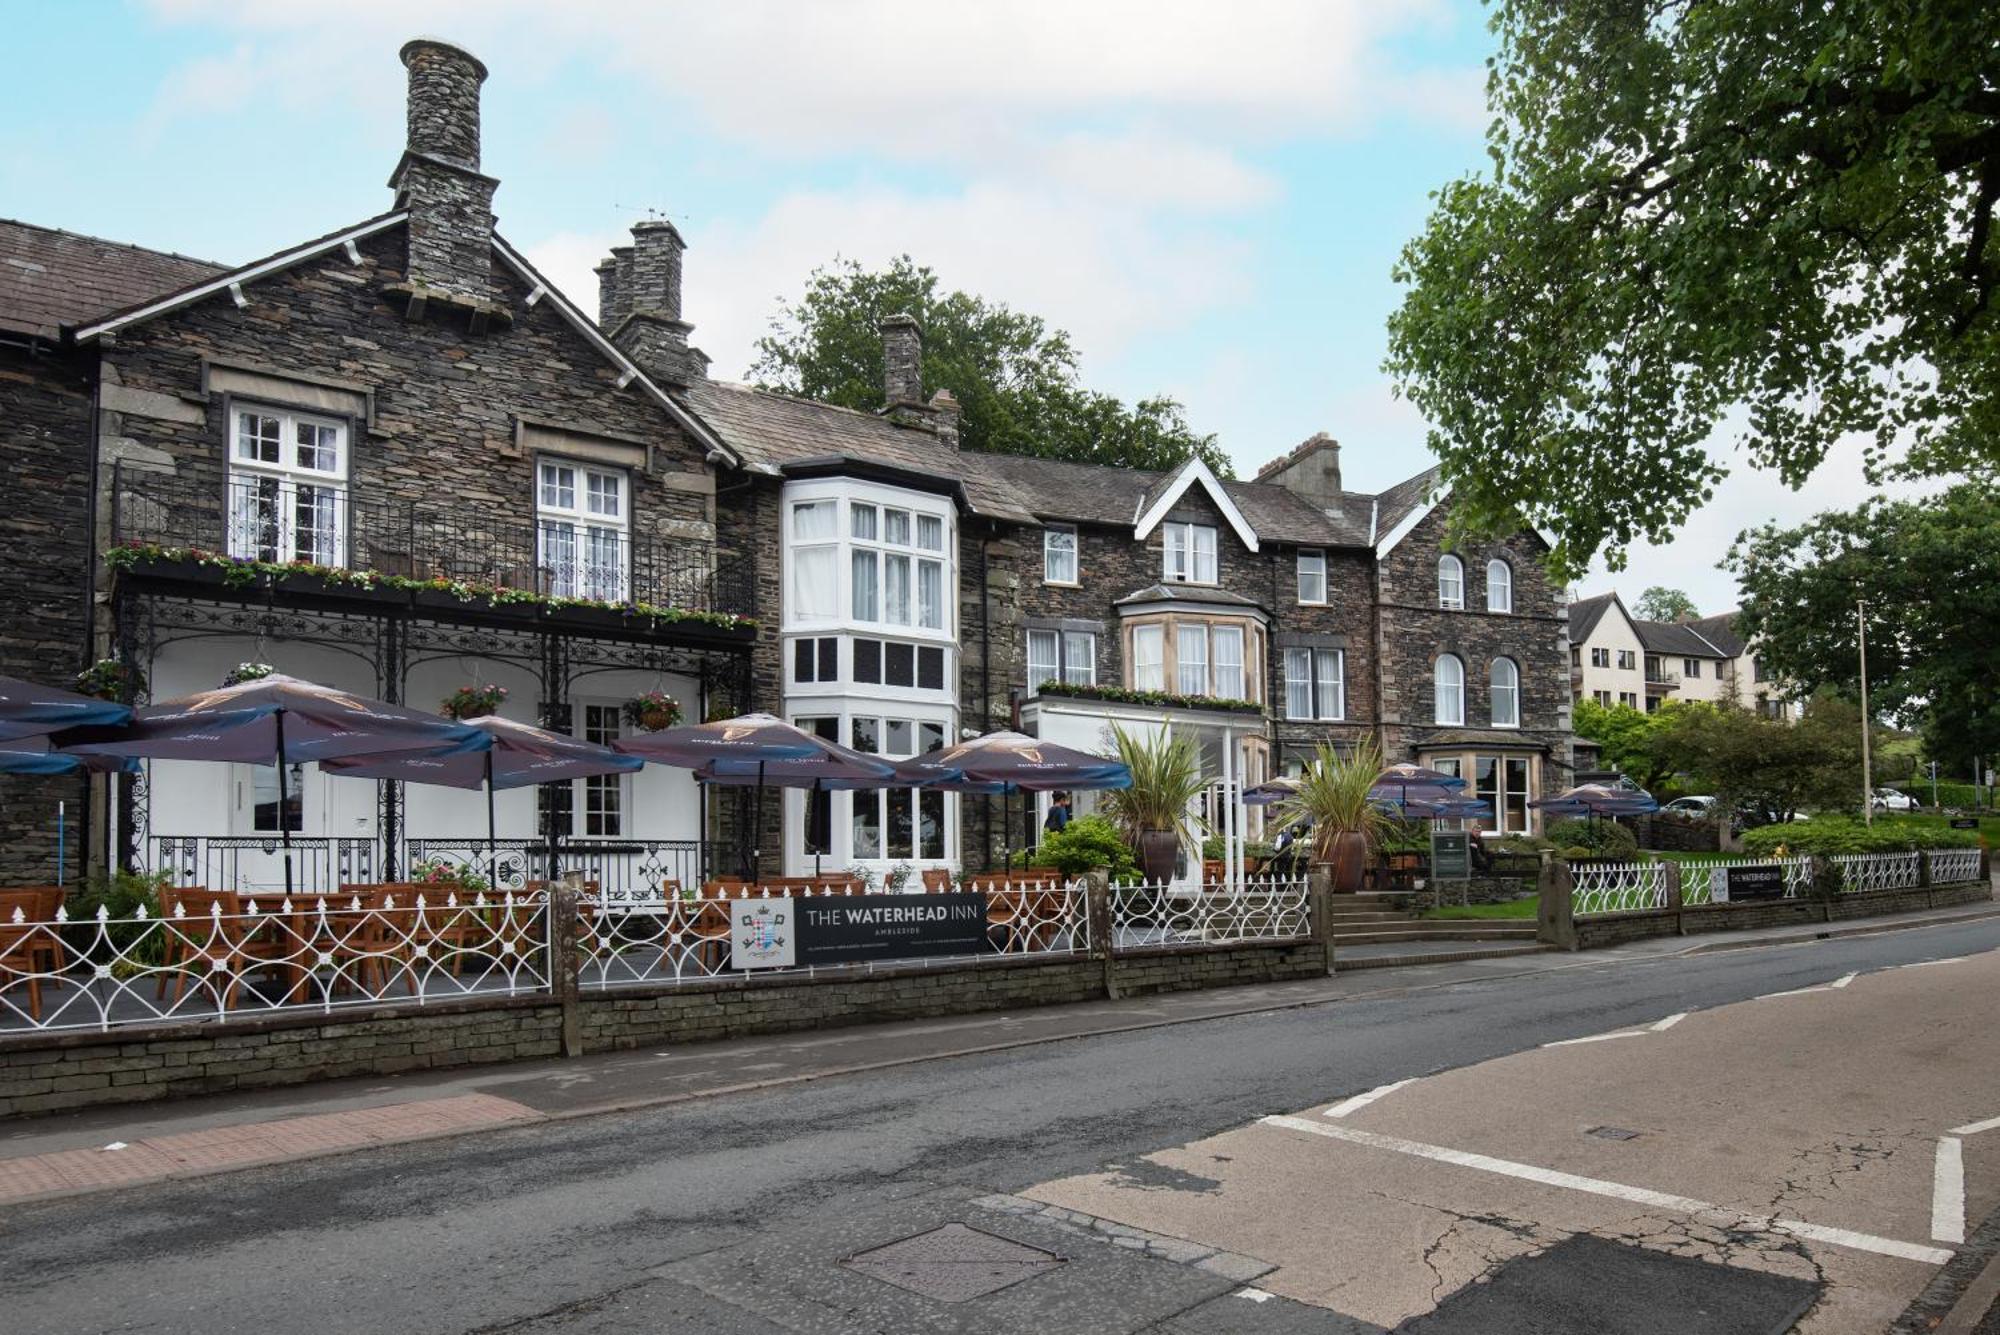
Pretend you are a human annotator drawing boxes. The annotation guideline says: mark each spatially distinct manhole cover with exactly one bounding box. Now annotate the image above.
[842,1222,1065,1302]
[1588,1125,1642,1140]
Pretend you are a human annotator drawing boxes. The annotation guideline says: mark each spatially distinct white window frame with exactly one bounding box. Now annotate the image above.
[1163,522,1218,584]
[1176,623,1209,695]
[228,405,349,568]
[537,458,630,603]
[1296,549,1326,605]
[1131,624,1165,691]
[1438,555,1464,610]
[1284,647,1345,721]
[1435,653,1465,726]
[1485,559,1512,613]
[780,478,957,655]
[1490,657,1520,728]
[1212,625,1245,699]
[576,701,628,838]
[1043,525,1078,585]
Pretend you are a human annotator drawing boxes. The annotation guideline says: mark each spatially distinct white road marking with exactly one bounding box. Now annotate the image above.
[1324,1079,1416,1119]
[1951,1114,2000,1137]
[1543,1030,1648,1047]
[1234,1288,1275,1303]
[1934,1137,1966,1244]
[1257,1115,1954,1266]
[1649,1012,1689,1032]
[1831,973,1858,988]
[1756,986,1832,1000]
[1899,959,1966,969]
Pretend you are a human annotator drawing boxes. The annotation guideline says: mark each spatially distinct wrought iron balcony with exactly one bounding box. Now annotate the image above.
[109,468,754,621]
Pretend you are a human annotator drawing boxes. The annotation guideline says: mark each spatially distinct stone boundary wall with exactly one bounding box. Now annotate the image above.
[0,938,1327,1119]
[1573,880,1992,950]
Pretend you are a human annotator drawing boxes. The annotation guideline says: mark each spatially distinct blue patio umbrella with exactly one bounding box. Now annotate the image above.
[617,713,872,880]
[60,673,488,899]
[911,731,1133,870]
[1530,782,1659,817]
[0,738,138,777]
[0,675,130,742]
[323,715,643,886]
[1241,777,1303,808]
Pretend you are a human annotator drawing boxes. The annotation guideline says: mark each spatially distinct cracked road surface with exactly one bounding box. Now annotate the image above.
[3,921,1998,1332]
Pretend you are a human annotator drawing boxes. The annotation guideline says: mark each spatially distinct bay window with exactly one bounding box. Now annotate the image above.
[1163,522,1218,583]
[1176,624,1208,695]
[789,499,839,620]
[850,716,947,861]
[1131,625,1165,691]
[1284,648,1345,720]
[1474,755,1530,834]
[228,407,348,567]
[1212,626,1244,699]
[537,460,629,602]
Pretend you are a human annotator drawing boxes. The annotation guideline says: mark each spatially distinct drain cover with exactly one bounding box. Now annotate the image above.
[1587,1125,1642,1140]
[843,1223,1064,1302]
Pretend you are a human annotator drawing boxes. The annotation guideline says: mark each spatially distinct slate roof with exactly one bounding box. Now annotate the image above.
[1634,618,1729,658]
[1369,465,1444,539]
[1689,611,1746,657]
[1113,584,1267,611]
[1566,592,1620,644]
[0,218,225,341]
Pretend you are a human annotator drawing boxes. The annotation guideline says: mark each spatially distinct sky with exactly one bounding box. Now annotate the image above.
[2,0,1890,614]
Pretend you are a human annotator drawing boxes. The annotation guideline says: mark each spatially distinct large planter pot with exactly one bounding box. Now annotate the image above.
[1327,831,1369,894]
[1137,829,1180,884]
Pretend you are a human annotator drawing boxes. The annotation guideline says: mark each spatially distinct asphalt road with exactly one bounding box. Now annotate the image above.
[6,919,1999,1334]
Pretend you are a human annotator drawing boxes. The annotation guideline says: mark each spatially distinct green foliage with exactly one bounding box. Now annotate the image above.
[1276,739,1387,862]
[1740,815,1980,856]
[1037,681,1260,715]
[1652,694,1869,823]
[1634,587,1699,622]
[1376,818,1432,855]
[750,256,1228,475]
[1571,697,1697,792]
[1731,484,2000,770]
[64,870,168,962]
[1889,781,1985,809]
[1034,815,1141,882]
[1385,0,2000,579]
[1100,726,1208,840]
[1546,817,1638,859]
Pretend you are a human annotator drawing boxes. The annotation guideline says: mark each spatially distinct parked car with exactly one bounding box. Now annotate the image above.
[1662,796,1717,817]
[1871,788,1916,811]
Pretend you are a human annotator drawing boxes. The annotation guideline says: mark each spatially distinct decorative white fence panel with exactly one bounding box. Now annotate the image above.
[0,894,551,1035]
[1677,856,1813,905]
[1927,849,1985,885]
[1110,876,1311,949]
[1570,861,1668,916]
[1832,852,1921,893]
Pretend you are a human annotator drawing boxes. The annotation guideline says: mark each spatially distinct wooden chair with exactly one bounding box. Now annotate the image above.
[157,888,299,1008]
[660,893,731,978]
[0,889,61,1021]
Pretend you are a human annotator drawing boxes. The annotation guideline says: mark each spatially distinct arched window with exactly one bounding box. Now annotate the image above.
[1486,559,1513,613]
[1490,657,1520,727]
[1437,555,1464,609]
[1434,654,1465,725]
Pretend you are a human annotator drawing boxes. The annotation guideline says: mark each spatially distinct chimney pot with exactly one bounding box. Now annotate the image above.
[392,37,496,304]
[1256,432,1343,507]
[627,220,685,324]
[400,38,487,172]
[881,313,923,406]
[594,257,621,329]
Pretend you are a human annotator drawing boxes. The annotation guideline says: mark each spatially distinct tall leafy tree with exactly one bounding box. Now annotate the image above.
[1655,694,1870,822]
[1571,697,1691,792]
[1728,483,2000,775]
[751,256,1228,475]
[1634,586,1698,622]
[1387,0,2000,577]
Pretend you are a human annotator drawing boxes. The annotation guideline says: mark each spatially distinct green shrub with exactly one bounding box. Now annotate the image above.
[1546,818,1638,859]
[1031,815,1141,882]
[1740,815,1981,856]
[1889,782,1985,810]
[63,870,169,963]
[1376,819,1432,855]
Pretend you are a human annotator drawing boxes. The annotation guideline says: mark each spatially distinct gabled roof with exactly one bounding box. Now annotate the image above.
[1689,610,1747,657]
[1371,468,1558,558]
[72,213,408,342]
[1634,619,1729,658]
[1133,456,1260,553]
[1565,592,1622,644]
[0,218,225,342]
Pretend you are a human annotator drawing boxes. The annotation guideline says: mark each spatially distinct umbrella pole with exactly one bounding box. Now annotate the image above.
[812,779,823,880]
[485,751,497,889]
[751,760,765,886]
[275,710,294,901]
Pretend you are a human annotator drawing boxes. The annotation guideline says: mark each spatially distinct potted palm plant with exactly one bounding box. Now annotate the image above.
[1102,724,1207,883]
[1277,739,1385,894]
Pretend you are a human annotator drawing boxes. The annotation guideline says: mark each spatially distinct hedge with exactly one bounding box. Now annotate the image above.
[1887,782,1986,810]
[1740,815,1981,856]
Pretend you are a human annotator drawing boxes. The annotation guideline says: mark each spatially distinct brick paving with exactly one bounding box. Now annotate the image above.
[0,1092,538,1205]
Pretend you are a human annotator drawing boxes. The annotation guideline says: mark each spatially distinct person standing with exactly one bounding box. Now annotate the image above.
[1043,791,1073,837]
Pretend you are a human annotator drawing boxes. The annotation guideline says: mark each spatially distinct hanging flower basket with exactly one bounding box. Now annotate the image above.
[223,662,276,688]
[622,691,684,732]
[441,684,507,720]
[74,659,144,702]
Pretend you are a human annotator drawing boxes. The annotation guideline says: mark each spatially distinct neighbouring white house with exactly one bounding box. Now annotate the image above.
[1567,593,1793,720]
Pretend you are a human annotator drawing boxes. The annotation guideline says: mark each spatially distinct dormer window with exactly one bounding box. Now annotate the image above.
[1163,522,1217,583]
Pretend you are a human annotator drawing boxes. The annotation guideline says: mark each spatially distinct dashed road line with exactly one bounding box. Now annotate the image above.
[1831,972,1858,988]
[1648,1012,1689,1032]
[1951,1115,2000,1137]
[1934,1136,1967,1244]
[1256,1114,1953,1266]
[1543,1029,1648,1047]
[1324,1078,1416,1119]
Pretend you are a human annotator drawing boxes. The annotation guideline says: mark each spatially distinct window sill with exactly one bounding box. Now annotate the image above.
[1042,580,1082,589]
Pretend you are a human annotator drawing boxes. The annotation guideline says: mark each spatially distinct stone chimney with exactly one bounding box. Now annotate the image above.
[607,221,704,385]
[389,38,498,306]
[927,389,962,451]
[594,256,622,328]
[1255,433,1343,509]
[881,314,924,407]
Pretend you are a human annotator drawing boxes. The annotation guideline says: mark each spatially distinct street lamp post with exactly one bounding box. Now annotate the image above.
[1858,600,1873,827]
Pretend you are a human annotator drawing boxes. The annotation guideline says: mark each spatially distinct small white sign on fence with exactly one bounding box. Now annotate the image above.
[730,897,796,970]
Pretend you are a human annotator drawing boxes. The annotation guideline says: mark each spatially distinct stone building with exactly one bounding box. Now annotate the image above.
[0,37,1571,892]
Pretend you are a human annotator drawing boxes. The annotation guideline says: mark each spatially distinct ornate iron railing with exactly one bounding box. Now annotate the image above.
[0,893,551,1034]
[111,470,754,618]
[147,836,378,897]
[1832,851,1921,893]
[1109,876,1311,949]
[1569,860,1668,915]
[1676,856,1813,905]
[1926,848,1985,885]
[404,838,720,899]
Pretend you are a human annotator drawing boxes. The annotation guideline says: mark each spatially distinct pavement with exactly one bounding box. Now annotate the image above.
[1,897,1997,1332]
